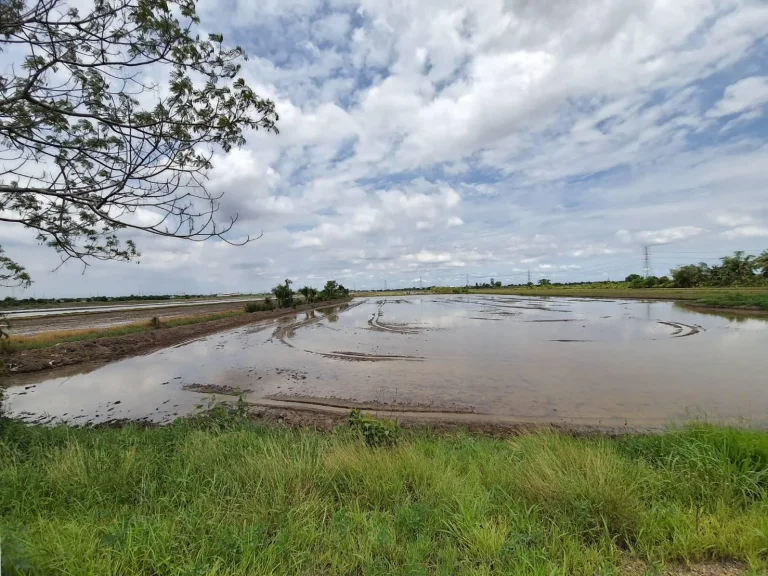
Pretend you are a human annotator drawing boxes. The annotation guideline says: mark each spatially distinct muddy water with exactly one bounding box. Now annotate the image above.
[4,296,768,429]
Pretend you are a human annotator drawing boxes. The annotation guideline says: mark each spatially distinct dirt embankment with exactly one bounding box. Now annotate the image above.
[680,302,768,316]
[2,299,351,377]
[8,300,251,336]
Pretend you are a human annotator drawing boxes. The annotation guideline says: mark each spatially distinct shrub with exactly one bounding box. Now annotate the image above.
[348,409,400,447]
[149,316,162,329]
[244,300,274,313]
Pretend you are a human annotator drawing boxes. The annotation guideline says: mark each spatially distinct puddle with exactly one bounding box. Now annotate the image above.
[4,295,768,429]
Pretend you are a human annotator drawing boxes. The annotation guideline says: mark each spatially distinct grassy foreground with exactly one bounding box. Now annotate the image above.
[2,412,768,575]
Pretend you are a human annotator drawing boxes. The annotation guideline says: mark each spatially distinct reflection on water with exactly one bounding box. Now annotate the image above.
[5,295,768,429]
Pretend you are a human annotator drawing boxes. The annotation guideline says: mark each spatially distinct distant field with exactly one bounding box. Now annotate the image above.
[356,287,768,311]
[468,286,768,301]
[0,294,265,311]
[686,292,768,311]
[354,290,415,297]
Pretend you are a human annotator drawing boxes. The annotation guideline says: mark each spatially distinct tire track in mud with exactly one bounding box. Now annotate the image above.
[367,300,422,334]
[264,395,473,413]
[270,300,366,348]
[657,321,704,338]
[270,299,426,362]
[309,351,424,362]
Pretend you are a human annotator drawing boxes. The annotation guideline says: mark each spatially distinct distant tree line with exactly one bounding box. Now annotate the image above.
[467,249,768,290]
[668,250,768,288]
[244,280,350,313]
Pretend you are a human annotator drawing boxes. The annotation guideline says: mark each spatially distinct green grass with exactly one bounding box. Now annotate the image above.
[688,293,768,311]
[2,413,768,575]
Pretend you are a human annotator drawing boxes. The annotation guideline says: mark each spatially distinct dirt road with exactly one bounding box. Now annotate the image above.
[7,300,253,336]
[3,299,351,376]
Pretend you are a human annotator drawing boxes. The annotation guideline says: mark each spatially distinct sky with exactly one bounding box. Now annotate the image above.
[2,0,768,297]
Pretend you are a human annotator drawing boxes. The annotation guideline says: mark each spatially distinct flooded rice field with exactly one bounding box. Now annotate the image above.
[4,295,768,430]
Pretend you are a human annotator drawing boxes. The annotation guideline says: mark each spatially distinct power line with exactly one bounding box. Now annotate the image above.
[643,245,652,278]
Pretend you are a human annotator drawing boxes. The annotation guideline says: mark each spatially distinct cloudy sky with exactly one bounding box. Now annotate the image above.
[3,0,768,297]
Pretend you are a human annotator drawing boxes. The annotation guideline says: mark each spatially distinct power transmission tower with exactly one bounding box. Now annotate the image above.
[384,279,387,291]
[643,246,652,278]
[466,273,469,287]
[527,270,531,284]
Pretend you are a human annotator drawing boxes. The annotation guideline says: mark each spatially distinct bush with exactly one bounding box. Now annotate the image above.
[149,316,162,329]
[348,409,400,447]
[244,300,274,313]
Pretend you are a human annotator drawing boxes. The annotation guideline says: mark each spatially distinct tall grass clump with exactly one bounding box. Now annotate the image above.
[244,299,275,313]
[692,292,768,311]
[2,418,768,575]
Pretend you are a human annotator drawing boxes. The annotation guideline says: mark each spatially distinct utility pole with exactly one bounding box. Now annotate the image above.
[643,245,652,278]
[527,270,531,285]
[466,273,469,287]
[384,279,387,291]
[419,275,422,290]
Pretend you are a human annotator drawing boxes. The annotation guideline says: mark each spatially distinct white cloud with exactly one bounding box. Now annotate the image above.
[403,250,452,263]
[711,213,755,227]
[722,226,768,239]
[617,226,705,245]
[4,0,768,296]
[706,76,768,118]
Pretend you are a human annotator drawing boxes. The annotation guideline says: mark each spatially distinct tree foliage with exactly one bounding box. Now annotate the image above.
[298,286,317,304]
[0,0,279,280]
[671,251,766,287]
[271,278,293,308]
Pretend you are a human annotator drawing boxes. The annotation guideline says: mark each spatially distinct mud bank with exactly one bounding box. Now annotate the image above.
[680,302,768,316]
[239,398,656,436]
[7,300,251,336]
[2,299,351,376]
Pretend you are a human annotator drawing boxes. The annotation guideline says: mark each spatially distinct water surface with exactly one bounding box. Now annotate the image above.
[5,295,767,428]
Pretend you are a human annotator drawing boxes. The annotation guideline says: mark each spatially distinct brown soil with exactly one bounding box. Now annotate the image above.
[182,383,242,395]
[622,560,748,576]
[265,394,475,414]
[8,300,251,336]
[2,299,351,377]
[681,303,768,316]
[240,399,657,436]
[315,350,424,362]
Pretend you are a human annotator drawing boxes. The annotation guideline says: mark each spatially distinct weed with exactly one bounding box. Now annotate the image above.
[234,386,248,417]
[0,335,15,355]
[149,316,162,329]
[1,420,768,574]
[691,292,768,311]
[244,300,274,313]
[348,409,399,447]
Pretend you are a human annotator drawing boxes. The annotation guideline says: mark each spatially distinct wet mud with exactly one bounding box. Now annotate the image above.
[3,298,352,375]
[7,300,251,335]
